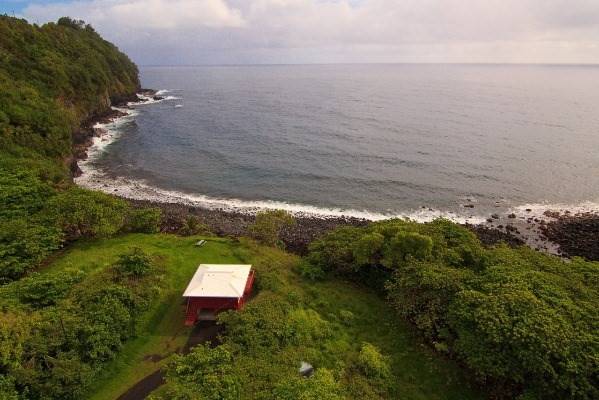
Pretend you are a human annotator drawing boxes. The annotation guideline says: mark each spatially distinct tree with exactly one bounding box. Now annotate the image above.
[0,219,62,283]
[353,232,385,266]
[125,208,162,233]
[383,231,432,266]
[45,187,129,240]
[158,344,241,400]
[249,210,295,247]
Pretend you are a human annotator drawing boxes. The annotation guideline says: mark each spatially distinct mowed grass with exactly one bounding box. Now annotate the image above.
[37,234,483,400]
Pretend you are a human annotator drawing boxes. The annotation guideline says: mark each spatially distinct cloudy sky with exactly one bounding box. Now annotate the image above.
[3,0,599,65]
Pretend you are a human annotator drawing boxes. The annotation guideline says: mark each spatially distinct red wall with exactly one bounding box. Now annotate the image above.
[184,270,255,325]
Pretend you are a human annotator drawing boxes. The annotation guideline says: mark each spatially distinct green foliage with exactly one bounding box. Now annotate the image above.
[0,15,139,158]
[273,368,343,400]
[383,231,433,266]
[353,232,384,266]
[159,344,241,400]
[114,247,154,278]
[356,343,391,379]
[0,166,54,219]
[178,216,210,236]
[0,219,62,283]
[0,14,140,284]
[0,375,18,400]
[16,270,84,307]
[0,247,164,400]
[249,209,295,247]
[45,187,129,240]
[307,219,599,399]
[125,207,162,233]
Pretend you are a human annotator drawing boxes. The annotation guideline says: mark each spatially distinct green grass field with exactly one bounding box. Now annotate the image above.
[31,233,483,400]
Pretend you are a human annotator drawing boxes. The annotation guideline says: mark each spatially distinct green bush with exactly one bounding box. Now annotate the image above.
[356,343,391,379]
[0,219,62,283]
[125,207,162,233]
[114,247,154,278]
[45,187,129,240]
[17,270,84,307]
[178,216,210,236]
[156,344,241,400]
[338,310,355,326]
[0,167,54,219]
[249,209,295,247]
[0,375,19,400]
[353,232,385,266]
[383,231,433,266]
[272,368,343,400]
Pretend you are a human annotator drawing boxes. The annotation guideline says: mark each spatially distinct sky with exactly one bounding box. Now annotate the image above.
[4,0,599,65]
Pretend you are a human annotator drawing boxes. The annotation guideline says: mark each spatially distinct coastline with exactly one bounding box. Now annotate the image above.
[73,93,599,258]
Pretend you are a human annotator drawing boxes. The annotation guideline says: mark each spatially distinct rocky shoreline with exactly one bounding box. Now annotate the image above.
[71,91,599,260]
[541,212,599,261]
[70,89,164,176]
[125,198,598,259]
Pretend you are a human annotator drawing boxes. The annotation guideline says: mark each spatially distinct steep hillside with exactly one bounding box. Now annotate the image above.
[0,16,143,284]
[0,16,139,161]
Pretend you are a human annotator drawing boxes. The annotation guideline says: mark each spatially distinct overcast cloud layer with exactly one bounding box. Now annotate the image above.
[21,0,599,65]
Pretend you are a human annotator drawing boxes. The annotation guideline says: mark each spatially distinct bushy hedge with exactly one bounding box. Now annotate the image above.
[305,219,599,399]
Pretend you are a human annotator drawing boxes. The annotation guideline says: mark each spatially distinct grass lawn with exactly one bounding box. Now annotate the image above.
[27,233,484,400]
[39,233,243,400]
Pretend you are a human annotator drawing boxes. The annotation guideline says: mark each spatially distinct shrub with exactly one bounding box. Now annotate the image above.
[297,259,325,280]
[45,187,129,240]
[125,207,162,233]
[249,210,295,247]
[178,216,210,236]
[114,248,153,278]
[286,308,332,345]
[0,219,62,283]
[272,368,343,400]
[356,343,391,379]
[382,231,433,267]
[0,375,19,400]
[0,167,54,219]
[17,270,84,307]
[158,344,241,400]
[353,232,385,266]
[338,310,355,326]
[305,226,363,276]
[386,260,474,340]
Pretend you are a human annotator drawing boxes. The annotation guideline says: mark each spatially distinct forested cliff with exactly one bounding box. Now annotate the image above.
[0,16,143,285]
[0,15,139,161]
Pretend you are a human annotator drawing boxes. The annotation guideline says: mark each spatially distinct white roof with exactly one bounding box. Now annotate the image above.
[182,264,251,298]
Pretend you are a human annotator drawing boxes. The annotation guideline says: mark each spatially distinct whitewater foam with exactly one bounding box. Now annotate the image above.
[75,92,599,225]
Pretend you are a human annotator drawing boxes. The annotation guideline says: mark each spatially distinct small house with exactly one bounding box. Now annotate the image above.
[182,264,255,326]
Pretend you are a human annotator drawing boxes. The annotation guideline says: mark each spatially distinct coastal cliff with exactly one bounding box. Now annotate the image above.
[0,15,139,173]
[0,16,141,283]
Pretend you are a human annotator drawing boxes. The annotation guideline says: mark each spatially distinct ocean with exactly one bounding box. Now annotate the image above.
[77,64,599,222]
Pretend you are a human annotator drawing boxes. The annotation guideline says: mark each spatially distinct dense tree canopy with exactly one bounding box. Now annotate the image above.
[305,219,599,399]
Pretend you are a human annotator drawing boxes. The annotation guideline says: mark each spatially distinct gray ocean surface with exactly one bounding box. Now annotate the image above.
[94,64,599,218]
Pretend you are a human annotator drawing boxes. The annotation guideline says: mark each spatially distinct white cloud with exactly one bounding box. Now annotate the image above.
[25,0,245,30]
[22,0,599,64]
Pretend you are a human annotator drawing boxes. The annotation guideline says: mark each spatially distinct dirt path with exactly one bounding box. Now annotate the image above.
[116,321,223,400]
